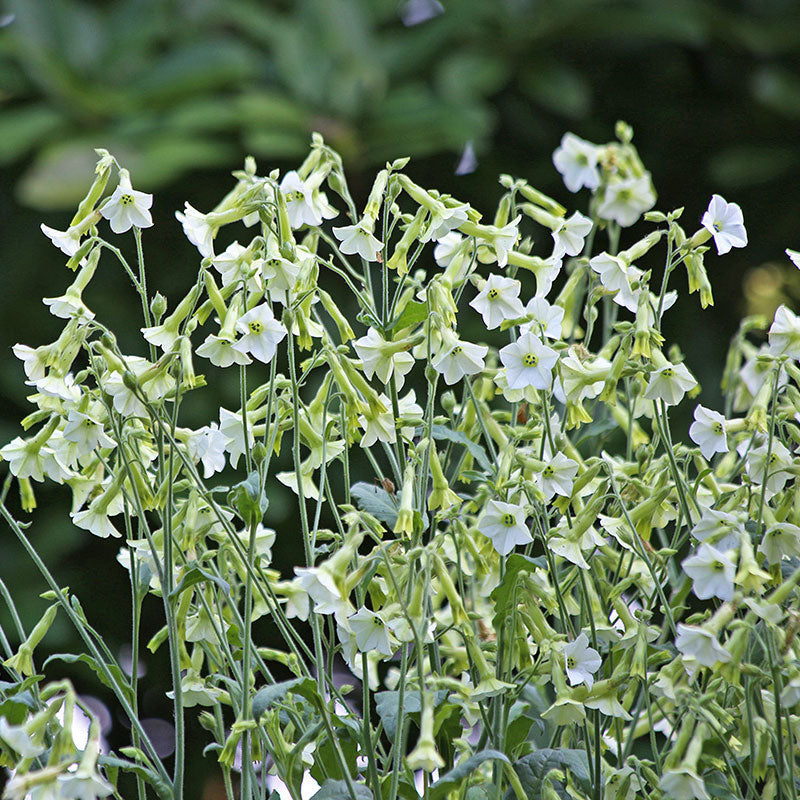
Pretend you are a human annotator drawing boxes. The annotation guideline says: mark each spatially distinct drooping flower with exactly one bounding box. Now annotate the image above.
[745,439,793,498]
[682,544,735,602]
[563,632,602,688]
[688,405,728,460]
[478,499,532,555]
[100,171,153,233]
[176,202,215,257]
[184,423,231,478]
[280,170,323,228]
[589,252,637,309]
[62,410,116,457]
[643,361,697,406]
[232,304,286,363]
[691,507,744,552]
[701,194,747,255]
[499,331,559,391]
[196,334,252,368]
[433,232,466,268]
[759,522,800,565]
[552,132,602,192]
[469,274,524,329]
[352,327,415,388]
[597,175,656,227]
[41,223,83,257]
[333,219,383,261]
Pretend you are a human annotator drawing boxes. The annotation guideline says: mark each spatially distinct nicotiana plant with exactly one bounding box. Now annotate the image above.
[1,122,800,800]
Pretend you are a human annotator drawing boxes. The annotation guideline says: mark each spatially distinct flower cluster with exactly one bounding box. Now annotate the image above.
[1,127,797,800]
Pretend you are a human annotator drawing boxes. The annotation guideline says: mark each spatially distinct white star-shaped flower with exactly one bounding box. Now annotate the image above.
[598,175,655,227]
[537,452,579,501]
[563,632,602,688]
[643,362,697,406]
[519,297,564,339]
[469,274,524,329]
[280,170,324,228]
[675,623,731,667]
[431,332,487,385]
[688,405,728,460]
[682,543,735,602]
[100,171,153,234]
[551,211,593,258]
[333,220,383,261]
[477,499,532,555]
[499,331,558,391]
[702,194,747,255]
[232,304,286,363]
[348,608,394,656]
[768,304,800,360]
[552,132,601,193]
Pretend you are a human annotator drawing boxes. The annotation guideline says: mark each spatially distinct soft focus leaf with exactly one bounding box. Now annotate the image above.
[429,750,510,800]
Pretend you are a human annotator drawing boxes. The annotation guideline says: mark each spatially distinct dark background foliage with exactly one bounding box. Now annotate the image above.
[1,0,800,794]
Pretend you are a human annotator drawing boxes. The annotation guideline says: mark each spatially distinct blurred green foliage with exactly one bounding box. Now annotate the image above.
[2,0,799,211]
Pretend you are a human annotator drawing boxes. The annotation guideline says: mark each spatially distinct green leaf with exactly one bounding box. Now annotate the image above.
[350,482,398,528]
[391,300,427,331]
[0,105,64,164]
[97,755,171,800]
[509,749,591,800]
[228,471,269,527]
[429,424,491,471]
[251,678,316,719]
[311,780,373,800]
[169,565,230,600]
[42,653,130,699]
[429,750,510,800]
[374,689,449,739]
[490,554,546,627]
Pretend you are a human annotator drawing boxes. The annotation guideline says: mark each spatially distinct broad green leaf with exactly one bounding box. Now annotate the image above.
[429,424,491,472]
[429,750,509,800]
[311,780,373,800]
[350,482,398,528]
[509,749,591,800]
[169,565,230,600]
[97,755,171,800]
[42,653,130,699]
[374,689,449,739]
[390,300,427,332]
[251,677,316,719]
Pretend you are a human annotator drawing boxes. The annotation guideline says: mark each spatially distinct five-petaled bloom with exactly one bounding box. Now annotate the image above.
[563,632,602,688]
[478,499,532,555]
[499,331,559,391]
[100,171,153,234]
[702,194,747,255]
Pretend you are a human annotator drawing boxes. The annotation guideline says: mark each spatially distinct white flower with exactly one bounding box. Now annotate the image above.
[353,327,415,388]
[563,632,602,688]
[100,172,153,233]
[499,331,558,391]
[333,220,383,261]
[219,408,253,468]
[259,254,301,304]
[478,499,532,555]
[551,211,593,258]
[212,241,257,288]
[72,505,122,539]
[431,331,487,385]
[520,297,564,339]
[589,252,636,307]
[702,194,747,255]
[759,522,800,565]
[433,232,466,267]
[675,623,731,667]
[348,608,394,656]
[294,565,352,623]
[688,405,728,460]
[485,216,520,267]
[552,132,601,192]
[0,436,68,483]
[787,248,800,269]
[745,439,792,497]
[643,362,697,406]
[184,423,231,478]
[359,391,422,448]
[0,718,45,758]
[41,223,82,257]
[768,304,800,360]
[176,202,215,257]
[597,175,655,227]
[691,508,744,551]
[196,334,252,367]
[58,767,114,800]
[469,274,524,329]
[13,343,49,381]
[421,202,470,243]
[232,304,286,363]
[659,767,710,800]
[682,543,735,602]
[537,452,579,501]
[281,170,323,228]
[62,410,115,456]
